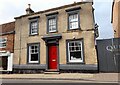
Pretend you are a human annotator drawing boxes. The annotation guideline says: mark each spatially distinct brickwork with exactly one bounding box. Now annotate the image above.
[0,22,15,53]
[0,34,14,53]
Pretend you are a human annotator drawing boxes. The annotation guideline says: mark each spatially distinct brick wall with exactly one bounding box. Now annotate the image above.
[0,34,14,53]
[0,21,15,53]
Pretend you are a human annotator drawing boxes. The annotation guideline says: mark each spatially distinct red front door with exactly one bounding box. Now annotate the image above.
[48,45,57,69]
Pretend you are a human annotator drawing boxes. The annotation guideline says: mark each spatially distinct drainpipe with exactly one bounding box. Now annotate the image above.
[112,38,117,72]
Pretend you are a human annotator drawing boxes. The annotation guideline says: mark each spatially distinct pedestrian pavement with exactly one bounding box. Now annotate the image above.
[0,73,119,83]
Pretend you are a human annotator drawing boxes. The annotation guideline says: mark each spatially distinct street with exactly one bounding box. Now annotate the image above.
[1,79,119,85]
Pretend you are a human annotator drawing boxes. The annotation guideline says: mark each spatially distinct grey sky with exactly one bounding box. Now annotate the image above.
[0,0,113,39]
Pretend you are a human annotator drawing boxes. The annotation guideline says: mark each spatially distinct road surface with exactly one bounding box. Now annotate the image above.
[1,79,119,85]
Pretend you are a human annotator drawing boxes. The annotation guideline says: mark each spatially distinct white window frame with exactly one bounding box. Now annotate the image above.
[48,18,57,32]
[69,13,79,30]
[68,40,83,63]
[28,44,39,63]
[30,20,38,35]
[0,38,7,48]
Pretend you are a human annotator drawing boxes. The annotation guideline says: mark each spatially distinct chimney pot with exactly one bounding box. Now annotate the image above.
[26,4,34,14]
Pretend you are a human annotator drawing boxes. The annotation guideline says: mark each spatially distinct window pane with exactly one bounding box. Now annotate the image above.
[3,43,6,46]
[31,54,38,61]
[71,47,74,51]
[31,49,34,53]
[69,43,72,46]
[0,43,2,47]
[0,38,7,43]
[31,46,34,49]
[35,49,38,52]
[70,51,81,60]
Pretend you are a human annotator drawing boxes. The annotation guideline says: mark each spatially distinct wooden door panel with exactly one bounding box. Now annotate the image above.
[48,45,57,69]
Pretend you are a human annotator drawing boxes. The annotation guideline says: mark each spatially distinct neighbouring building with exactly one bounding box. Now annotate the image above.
[0,21,15,72]
[13,1,98,73]
[111,0,120,38]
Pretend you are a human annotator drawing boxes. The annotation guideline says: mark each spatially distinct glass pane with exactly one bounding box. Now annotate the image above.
[35,50,38,53]
[69,47,72,51]
[76,47,81,51]
[31,49,34,53]
[71,42,74,46]
[2,43,6,47]
[69,43,72,46]
[31,46,34,49]
[0,43,2,47]
[31,54,38,61]
[71,47,74,51]
[70,51,81,60]
[0,38,7,43]
[35,46,38,49]
[0,39,2,42]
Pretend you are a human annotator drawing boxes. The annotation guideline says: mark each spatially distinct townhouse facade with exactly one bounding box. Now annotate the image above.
[111,0,120,38]
[13,1,98,73]
[0,21,15,72]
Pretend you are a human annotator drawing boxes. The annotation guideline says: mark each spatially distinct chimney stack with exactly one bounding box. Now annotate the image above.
[26,4,34,14]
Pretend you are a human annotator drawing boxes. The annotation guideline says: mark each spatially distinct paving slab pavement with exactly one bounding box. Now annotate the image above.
[0,73,119,83]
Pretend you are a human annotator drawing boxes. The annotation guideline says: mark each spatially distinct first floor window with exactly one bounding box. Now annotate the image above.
[69,13,79,30]
[0,38,7,48]
[48,18,57,32]
[67,40,83,63]
[29,19,38,35]
[28,43,39,63]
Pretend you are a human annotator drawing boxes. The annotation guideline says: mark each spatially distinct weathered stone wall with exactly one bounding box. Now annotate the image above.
[14,2,97,65]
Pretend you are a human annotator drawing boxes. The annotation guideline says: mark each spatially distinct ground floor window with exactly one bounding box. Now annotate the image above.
[28,43,40,64]
[67,39,84,63]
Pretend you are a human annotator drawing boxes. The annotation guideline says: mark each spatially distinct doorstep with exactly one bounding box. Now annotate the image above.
[44,69,60,74]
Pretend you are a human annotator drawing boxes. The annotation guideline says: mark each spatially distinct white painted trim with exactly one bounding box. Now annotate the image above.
[7,53,13,71]
[68,41,83,63]
[28,44,39,63]
[0,51,13,71]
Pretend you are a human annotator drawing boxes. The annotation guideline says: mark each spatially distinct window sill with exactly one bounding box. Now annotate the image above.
[47,31,58,34]
[27,62,40,64]
[66,62,85,64]
[29,33,39,36]
[67,28,81,32]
